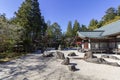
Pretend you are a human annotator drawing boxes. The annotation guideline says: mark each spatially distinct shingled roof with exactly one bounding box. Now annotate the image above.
[95,20,120,36]
[78,20,120,39]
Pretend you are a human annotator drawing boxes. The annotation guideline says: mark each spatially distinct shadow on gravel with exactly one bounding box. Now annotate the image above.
[69,63,77,66]
[26,65,47,71]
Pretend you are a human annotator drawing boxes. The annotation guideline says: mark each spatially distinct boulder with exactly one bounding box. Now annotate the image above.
[55,51,65,59]
[61,57,70,65]
[109,56,120,60]
[85,58,102,64]
[106,62,120,67]
[23,78,29,80]
[101,55,120,60]
[85,58,120,67]
[84,51,97,59]
[68,65,77,71]
[101,55,109,58]
[68,52,77,56]
[42,51,54,57]
[86,58,109,64]
[58,45,62,50]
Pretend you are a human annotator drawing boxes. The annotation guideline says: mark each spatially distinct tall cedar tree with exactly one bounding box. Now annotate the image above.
[102,7,117,22]
[117,6,120,16]
[80,24,88,31]
[73,20,80,36]
[15,0,33,40]
[88,19,98,30]
[66,21,73,37]
[31,0,44,39]
[15,0,46,50]
[0,14,22,52]
[51,23,62,40]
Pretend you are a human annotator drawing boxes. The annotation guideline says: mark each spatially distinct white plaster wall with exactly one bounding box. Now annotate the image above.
[88,43,91,49]
[117,42,120,49]
[82,43,84,49]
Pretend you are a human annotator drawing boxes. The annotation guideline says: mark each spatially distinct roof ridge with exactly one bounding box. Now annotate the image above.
[79,30,104,32]
[96,20,120,30]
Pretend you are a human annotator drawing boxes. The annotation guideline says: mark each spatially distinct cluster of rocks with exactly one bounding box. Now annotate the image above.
[42,51,54,57]
[84,51,120,67]
[84,51,97,59]
[68,52,77,56]
[61,57,69,65]
[55,51,65,59]
[43,51,78,71]
[101,55,120,60]
[56,51,78,71]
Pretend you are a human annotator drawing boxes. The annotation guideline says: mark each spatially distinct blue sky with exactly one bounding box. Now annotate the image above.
[0,0,120,32]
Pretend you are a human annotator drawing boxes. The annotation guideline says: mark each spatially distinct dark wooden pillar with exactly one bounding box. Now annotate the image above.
[115,38,118,54]
[107,39,109,49]
[98,40,100,49]
[115,38,117,49]
[90,39,92,50]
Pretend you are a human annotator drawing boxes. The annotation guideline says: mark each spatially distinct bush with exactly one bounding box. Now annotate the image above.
[0,52,27,59]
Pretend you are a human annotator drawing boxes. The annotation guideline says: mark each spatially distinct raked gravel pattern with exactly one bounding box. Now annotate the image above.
[0,54,93,80]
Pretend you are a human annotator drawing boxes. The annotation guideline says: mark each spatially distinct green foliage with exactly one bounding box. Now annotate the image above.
[0,52,27,63]
[13,0,47,51]
[88,6,120,30]
[65,21,73,37]
[45,22,62,48]
[80,24,88,31]
[96,21,104,28]
[0,14,22,52]
[102,7,117,22]
[46,22,62,39]
[117,6,120,16]
[52,23,62,39]
[88,19,98,30]
[73,20,80,36]
[101,6,120,26]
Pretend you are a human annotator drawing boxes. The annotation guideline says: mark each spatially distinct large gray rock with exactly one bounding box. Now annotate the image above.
[101,55,109,58]
[68,52,77,56]
[55,51,65,59]
[101,55,120,60]
[85,58,120,67]
[61,57,70,65]
[106,62,120,67]
[68,65,77,71]
[42,51,54,57]
[85,58,103,64]
[85,58,110,64]
[109,56,120,60]
[84,51,97,59]
[58,45,62,50]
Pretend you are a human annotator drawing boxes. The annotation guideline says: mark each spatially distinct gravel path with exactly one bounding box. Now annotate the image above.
[0,53,91,80]
[1,50,120,80]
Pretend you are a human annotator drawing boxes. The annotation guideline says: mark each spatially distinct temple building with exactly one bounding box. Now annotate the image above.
[77,20,120,54]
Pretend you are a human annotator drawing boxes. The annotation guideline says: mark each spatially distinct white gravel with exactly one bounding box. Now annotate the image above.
[0,50,120,80]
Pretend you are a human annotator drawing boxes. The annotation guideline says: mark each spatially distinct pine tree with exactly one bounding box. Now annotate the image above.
[31,0,43,39]
[117,5,120,16]
[80,24,88,31]
[15,0,33,41]
[66,21,73,37]
[88,19,98,30]
[97,21,104,28]
[102,7,117,22]
[51,22,62,40]
[73,20,80,36]
[0,14,22,52]
[14,0,46,51]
